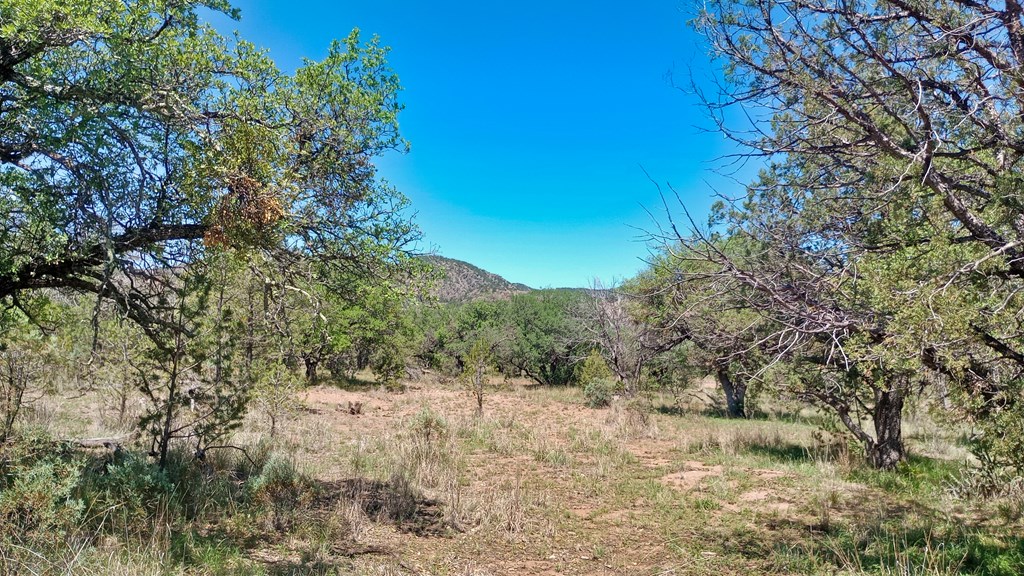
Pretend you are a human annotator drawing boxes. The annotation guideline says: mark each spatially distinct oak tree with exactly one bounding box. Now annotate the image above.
[0,0,417,335]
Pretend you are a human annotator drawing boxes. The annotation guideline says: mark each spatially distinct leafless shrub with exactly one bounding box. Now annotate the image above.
[0,347,45,440]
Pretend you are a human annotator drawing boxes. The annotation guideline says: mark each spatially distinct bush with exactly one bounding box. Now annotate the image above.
[372,344,408,388]
[578,350,618,408]
[249,454,310,531]
[82,443,268,539]
[584,378,617,408]
[249,454,303,500]
[0,429,301,573]
[0,434,86,573]
[83,451,174,536]
[577,350,614,386]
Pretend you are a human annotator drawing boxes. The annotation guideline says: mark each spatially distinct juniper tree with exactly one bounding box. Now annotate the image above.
[672,0,1024,469]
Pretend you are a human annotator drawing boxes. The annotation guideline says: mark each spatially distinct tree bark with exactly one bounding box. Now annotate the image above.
[304,357,319,384]
[825,383,906,471]
[158,352,180,470]
[716,367,747,418]
[868,387,905,470]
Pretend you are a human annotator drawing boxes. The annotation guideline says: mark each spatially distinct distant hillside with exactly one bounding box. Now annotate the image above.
[421,255,532,302]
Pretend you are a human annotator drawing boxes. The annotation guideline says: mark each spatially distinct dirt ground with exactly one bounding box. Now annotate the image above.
[19,357,1021,576]
[223,377,863,576]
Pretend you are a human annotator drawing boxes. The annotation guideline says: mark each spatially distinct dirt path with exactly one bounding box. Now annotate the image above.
[245,380,830,575]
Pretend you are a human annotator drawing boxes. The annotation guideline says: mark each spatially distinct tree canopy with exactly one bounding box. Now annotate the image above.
[645,0,1024,469]
[0,0,417,334]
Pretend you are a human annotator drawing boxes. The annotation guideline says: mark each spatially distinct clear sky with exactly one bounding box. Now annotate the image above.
[208,1,746,288]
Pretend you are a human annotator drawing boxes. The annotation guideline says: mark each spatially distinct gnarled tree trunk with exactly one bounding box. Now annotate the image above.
[716,367,747,419]
[830,383,907,471]
[868,387,905,470]
[304,356,319,384]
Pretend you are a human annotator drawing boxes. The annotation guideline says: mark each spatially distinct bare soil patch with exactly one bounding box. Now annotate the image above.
[661,461,726,490]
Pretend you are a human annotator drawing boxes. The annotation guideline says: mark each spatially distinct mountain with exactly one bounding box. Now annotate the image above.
[420,255,532,302]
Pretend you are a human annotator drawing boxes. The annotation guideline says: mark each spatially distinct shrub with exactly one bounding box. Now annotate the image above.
[584,378,617,408]
[0,434,86,573]
[372,343,408,388]
[577,349,614,386]
[249,454,310,531]
[250,455,304,502]
[578,350,617,408]
[83,451,174,536]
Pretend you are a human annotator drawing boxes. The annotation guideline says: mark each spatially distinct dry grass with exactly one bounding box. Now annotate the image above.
[8,376,1024,576]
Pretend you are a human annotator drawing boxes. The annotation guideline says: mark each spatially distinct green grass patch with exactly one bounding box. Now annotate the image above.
[848,454,961,498]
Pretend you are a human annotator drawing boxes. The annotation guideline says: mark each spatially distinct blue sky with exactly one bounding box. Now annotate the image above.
[210,1,746,288]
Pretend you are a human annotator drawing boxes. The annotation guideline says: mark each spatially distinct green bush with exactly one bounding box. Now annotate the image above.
[249,454,310,531]
[577,349,614,386]
[584,378,617,408]
[0,434,86,573]
[578,350,618,408]
[84,451,174,535]
[0,455,84,538]
[0,428,304,573]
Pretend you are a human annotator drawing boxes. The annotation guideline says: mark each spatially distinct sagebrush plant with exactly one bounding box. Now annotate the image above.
[249,453,313,531]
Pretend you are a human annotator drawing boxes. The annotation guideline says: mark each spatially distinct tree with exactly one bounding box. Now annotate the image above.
[571,282,683,397]
[629,241,778,419]
[461,337,494,416]
[112,252,250,469]
[0,0,418,338]
[656,190,928,467]
[673,0,1024,468]
[1,0,422,465]
[501,290,584,386]
[0,314,49,441]
[429,299,511,378]
[408,290,584,386]
[409,302,460,375]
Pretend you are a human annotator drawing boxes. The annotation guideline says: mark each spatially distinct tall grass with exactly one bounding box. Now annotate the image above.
[0,429,300,575]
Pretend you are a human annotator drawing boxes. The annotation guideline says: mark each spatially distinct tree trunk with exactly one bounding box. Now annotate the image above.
[474,365,485,416]
[304,357,319,384]
[826,384,905,471]
[158,355,179,470]
[716,367,746,418]
[868,387,905,470]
